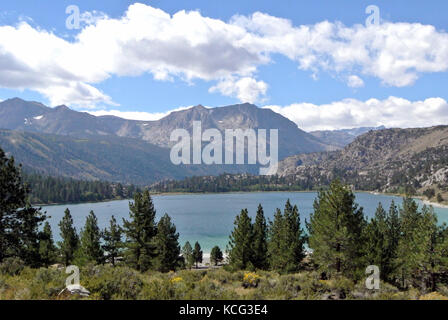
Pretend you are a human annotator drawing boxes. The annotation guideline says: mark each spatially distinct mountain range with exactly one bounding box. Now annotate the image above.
[310,126,386,148]
[0,98,334,184]
[277,125,448,197]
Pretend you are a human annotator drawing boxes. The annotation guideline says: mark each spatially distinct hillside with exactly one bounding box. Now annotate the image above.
[0,129,250,185]
[0,98,333,160]
[310,126,386,148]
[277,126,448,198]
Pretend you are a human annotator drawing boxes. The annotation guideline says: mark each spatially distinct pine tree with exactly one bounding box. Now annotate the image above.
[308,180,366,279]
[58,208,79,266]
[193,241,203,268]
[39,221,57,267]
[419,206,444,292]
[15,204,47,267]
[153,213,181,272]
[210,246,224,266]
[0,148,46,265]
[267,208,285,271]
[364,203,389,279]
[182,241,194,269]
[395,197,426,288]
[385,200,400,277]
[80,210,104,264]
[102,215,122,266]
[227,209,254,270]
[122,190,157,271]
[252,204,268,270]
[283,200,306,272]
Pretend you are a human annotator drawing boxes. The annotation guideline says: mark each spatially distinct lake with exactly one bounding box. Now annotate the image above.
[41,192,448,253]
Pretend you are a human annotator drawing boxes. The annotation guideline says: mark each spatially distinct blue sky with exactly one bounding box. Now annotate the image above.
[1,0,448,130]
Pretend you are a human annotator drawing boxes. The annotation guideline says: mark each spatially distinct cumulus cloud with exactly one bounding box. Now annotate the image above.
[1,4,448,106]
[209,77,268,103]
[264,97,448,131]
[347,75,364,88]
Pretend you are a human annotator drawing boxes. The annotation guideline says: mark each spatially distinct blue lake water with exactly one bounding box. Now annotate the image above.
[41,192,448,253]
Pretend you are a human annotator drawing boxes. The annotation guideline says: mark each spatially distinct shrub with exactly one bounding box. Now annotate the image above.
[0,257,25,276]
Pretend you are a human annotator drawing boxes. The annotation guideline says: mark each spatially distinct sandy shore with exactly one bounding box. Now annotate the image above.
[420,199,448,209]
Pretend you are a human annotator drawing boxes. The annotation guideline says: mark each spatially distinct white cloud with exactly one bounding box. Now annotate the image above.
[209,77,268,103]
[347,75,364,88]
[84,106,194,121]
[264,97,448,131]
[1,4,448,107]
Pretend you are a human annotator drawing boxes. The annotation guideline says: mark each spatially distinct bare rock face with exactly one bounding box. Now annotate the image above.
[278,126,448,193]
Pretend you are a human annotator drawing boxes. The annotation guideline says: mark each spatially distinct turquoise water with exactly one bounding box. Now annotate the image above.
[41,192,448,253]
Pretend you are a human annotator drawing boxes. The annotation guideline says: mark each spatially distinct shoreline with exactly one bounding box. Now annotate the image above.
[37,189,448,211]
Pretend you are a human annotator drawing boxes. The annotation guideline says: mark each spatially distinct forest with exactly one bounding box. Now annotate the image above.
[1,147,448,300]
[23,172,140,205]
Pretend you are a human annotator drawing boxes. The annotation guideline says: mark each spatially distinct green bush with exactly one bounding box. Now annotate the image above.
[81,265,143,300]
[0,257,25,276]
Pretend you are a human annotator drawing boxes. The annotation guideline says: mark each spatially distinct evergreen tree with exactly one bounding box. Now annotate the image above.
[308,180,366,279]
[102,215,122,266]
[394,197,426,288]
[267,208,285,271]
[227,209,253,270]
[210,246,224,266]
[153,214,181,272]
[39,221,57,267]
[267,201,306,273]
[252,204,268,270]
[58,208,79,266]
[283,200,306,272]
[122,190,157,271]
[80,210,104,264]
[182,241,194,269]
[15,204,47,267]
[193,241,203,268]
[0,148,46,265]
[384,200,400,281]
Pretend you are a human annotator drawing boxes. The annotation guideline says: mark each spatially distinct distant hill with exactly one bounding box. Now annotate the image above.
[0,98,333,160]
[0,129,251,185]
[310,126,386,148]
[277,125,448,197]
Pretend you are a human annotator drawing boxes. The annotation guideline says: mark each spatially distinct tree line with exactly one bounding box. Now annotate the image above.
[151,173,312,193]
[226,180,448,291]
[23,172,140,205]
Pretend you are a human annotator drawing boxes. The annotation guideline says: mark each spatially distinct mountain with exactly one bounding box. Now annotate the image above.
[0,129,249,185]
[277,125,448,195]
[310,126,386,148]
[0,98,333,160]
[0,98,336,184]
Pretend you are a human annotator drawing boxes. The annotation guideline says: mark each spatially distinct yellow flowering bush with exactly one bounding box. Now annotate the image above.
[170,277,183,284]
[242,272,260,288]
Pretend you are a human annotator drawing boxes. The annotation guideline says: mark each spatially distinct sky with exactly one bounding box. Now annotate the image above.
[1,0,448,131]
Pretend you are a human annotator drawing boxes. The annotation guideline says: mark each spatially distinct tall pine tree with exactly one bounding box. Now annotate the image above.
[122,190,157,271]
[227,209,254,270]
[79,210,104,264]
[58,208,79,266]
[153,213,181,272]
[308,180,366,279]
[102,215,122,266]
[182,241,194,269]
[0,148,46,265]
[193,241,203,268]
[39,222,57,267]
[252,204,268,270]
